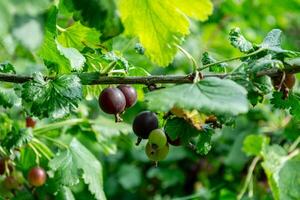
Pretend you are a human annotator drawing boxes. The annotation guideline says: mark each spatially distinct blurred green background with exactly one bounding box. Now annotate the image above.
[0,0,299,199]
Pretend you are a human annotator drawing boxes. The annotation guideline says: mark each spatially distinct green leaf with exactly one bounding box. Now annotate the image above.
[56,41,86,71]
[229,28,254,53]
[242,134,270,156]
[0,113,13,141]
[261,29,282,51]
[172,0,213,21]
[59,0,123,41]
[250,55,284,76]
[118,0,190,66]
[0,86,20,108]
[57,22,101,50]
[196,128,213,155]
[261,145,300,200]
[102,51,129,71]
[164,117,200,144]
[69,139,106,200]
[49,139,106,200]
[38,6,85,73]
[271,92,300,119]
[2,128,33,153]
[0,62,16,73]
[201,52,226,73]
[22,73,82,119]
[145,77,249,115]
[56,186,75,200]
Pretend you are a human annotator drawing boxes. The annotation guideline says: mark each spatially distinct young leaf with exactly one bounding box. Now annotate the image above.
[57,22,101,50]
[145,77,249,115]
[249,55,284,76]
[229,28,254,53]
[261,29,282,51]
[201,52,226,73]
[0,87,20,108]
[22,73,83,119]
[2,128,33,153]
[118,0,212,66]
[56,186,75,200]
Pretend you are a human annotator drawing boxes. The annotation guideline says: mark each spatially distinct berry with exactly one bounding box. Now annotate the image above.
[117,85,137,108]
[28,167,47,187]
[0,158,13,175]
[98,87,126,114]
[132,111,159,139]
[4,176,19,190]
[145,142,169,161]
[284,74,296,89]
[26,117,36,128]
[148,129,167,149]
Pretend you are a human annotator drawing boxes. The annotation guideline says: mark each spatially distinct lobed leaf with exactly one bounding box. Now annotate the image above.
[145,77,249,116]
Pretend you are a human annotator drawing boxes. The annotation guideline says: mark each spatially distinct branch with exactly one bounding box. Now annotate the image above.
[0,64,299,85]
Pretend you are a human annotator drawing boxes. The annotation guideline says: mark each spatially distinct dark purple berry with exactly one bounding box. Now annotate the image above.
[133,111,158,139]
[117,85,137,108]
[99,87,126,114]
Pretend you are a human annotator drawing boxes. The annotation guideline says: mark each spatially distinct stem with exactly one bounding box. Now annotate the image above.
[177,45,199,72]
[198,49,264,71]
[0,60,299,85]
[28,143,41,165]
[101,61,117,75]
[34,118,85,135]
[237,156,261,200]
[288,135,300,153]
[36,135,69,149]
[56,25,66,32]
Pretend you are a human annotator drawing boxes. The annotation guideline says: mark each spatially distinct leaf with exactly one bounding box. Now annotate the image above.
[249,55,284,76]
[56,187,75,200]
[70,139,106,200]
[242,134,270,156]
[201,52,226,73]
[56,41,86,71]
[229,28,254,53]
[38,6,85,73]
[172,0,213,21]
[261,29,282,51]
[49,139,106,200]
[196,128,213,155]
[57,22,101,50]
[59,0,123,41]
[0,62,16,73]
[164,117,201,144]
[118,0,190,66]
[271,92,300,119]
[261,145,300,200]
[145,77,249,116]
[22,73,83,119]
[2,128,33,153]
[102,51,129,71]
[0,87,20,108]
[0,113,13,140]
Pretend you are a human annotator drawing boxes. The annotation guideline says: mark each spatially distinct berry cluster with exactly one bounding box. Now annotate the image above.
[0,158,47,190]
[132,111,178,164]
[98,85,137,122]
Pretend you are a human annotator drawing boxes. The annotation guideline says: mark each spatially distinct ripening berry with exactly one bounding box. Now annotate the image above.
[28,167,47,187]
[26,117,36,128]
[145,142,169,161]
